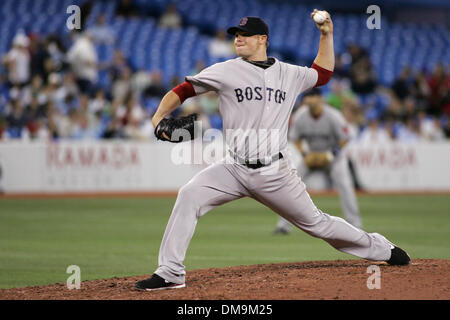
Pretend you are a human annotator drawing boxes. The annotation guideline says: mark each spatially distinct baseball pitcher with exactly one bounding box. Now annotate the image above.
[135,11,410,292]
[274,88,362,235]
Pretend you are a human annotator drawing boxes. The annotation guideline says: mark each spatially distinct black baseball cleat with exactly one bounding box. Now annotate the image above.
[386,246,411,266]
[135,274,186,292]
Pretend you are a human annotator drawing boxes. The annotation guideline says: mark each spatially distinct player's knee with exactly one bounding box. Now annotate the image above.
[177,182,198,203]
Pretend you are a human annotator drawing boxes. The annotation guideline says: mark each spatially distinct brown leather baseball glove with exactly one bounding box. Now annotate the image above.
[304,151,334,169]
[154,113,198,143]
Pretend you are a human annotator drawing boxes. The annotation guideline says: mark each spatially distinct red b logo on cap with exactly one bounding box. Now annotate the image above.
[239,17,248,26]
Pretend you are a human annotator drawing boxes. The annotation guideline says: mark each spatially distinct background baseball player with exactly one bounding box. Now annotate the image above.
[274,87,362,235]
[135,10,410,292]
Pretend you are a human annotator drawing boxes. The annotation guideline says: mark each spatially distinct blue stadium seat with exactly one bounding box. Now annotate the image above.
[0,0,448,94]
[209,113,223,130]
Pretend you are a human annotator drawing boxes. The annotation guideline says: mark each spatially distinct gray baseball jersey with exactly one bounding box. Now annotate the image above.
[186,57,318,160]
[154,57,395,285]
[289,104,349,152]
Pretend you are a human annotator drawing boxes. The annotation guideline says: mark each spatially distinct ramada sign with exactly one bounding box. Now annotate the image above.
[348,146,417,169]
[46,143,140,169]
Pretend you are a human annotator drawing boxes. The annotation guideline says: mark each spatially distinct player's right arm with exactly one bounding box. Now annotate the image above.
[293,11,334,94]
[311,9,334,72]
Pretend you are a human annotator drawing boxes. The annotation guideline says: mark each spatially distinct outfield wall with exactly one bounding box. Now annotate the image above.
[0,140,449,193]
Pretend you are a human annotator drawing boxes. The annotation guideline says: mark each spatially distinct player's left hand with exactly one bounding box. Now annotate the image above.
[154,113,198,143]
[311,9,333,35]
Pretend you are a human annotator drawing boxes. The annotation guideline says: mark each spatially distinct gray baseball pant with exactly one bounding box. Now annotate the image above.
[277,153,362,231]
[155,157,392,284]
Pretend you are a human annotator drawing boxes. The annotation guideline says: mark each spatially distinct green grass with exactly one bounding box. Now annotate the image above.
[0,195,449,288]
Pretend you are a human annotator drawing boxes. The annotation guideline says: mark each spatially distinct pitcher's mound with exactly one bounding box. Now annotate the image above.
[1,259,449,300]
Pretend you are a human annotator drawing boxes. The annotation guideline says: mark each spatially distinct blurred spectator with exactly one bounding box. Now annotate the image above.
[102,117,124,139]
[102,100,125,139]
[45,73,68,114]
[325,79,358,112]
[112,66,132,102]
[116,0,140,18]
[24,93,46,125]
[159,3,183,29]
[66,31,98,94]
[116,92,151,140]
[403,96,418,120]
[22,75,46,107]
[350,56,377,94]
[131,70,153,97]
[74,106,100,139]
[46,115,59,140]
[190,60,206,76]
[45,34,67,73]
[198,92,219,115]
[396,117,421,142]
[444,117,450,138]
[143,71,166,99]
[24,117,50,141]
[208,30,234,59]
[347,44,369,65]
[89,88,110,115]
[29,34,66,83]
[108,50,130,83]
[123,110,151,140]
[392,67,412,101]
[410,71,430,112]
[0,116,9,140]
[358,118,392,145]
[29,37,51,82]
[333,54,351,79]
[384,96,405,122]
[65,95,100,140]
[427,64,450,116]
[88,14,116,45]
[59,72,79,104]
[383,119,397,140]
[418,112,445,141]
[2,33,31,87]
[344,45,377,94]
[342,103,363,140]
[5,99,27,138]
[65,108,82,139]
[46,100,63,139]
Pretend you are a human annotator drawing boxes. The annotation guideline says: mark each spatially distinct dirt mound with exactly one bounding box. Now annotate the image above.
[1,259,448,300]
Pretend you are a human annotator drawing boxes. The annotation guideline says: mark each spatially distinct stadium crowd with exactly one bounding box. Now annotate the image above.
[0,3,449,142]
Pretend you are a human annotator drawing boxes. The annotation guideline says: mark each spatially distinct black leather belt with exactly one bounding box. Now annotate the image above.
[237,152,284,169]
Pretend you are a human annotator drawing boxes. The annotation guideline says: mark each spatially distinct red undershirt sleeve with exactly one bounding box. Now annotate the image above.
[171,81,197,104]
[311,63,333,87]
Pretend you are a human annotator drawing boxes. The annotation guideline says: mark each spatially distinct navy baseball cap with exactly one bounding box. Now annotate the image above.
[227,17,269,36]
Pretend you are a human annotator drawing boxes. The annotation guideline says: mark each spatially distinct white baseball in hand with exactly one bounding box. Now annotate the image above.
[313,11,327,24]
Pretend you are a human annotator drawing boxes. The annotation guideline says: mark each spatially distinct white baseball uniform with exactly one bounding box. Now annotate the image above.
[276,104,362,233]
[154,57,393,285]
